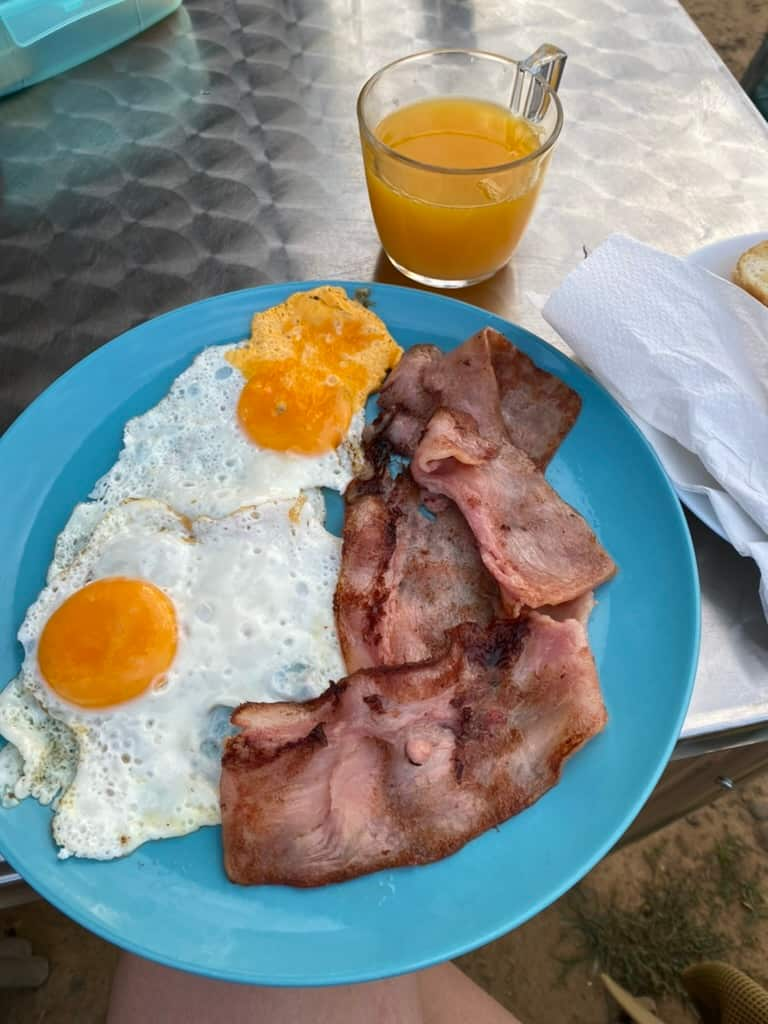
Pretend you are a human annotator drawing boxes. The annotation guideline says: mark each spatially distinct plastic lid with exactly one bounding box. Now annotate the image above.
[0,0,124,47]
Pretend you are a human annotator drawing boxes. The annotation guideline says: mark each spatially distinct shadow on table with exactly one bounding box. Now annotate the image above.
[372,249,520,319]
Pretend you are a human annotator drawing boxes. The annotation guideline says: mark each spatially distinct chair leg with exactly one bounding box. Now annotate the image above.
[0,936,49,989]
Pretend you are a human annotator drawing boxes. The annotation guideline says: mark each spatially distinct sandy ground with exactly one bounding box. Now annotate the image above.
[1,5,767,1024]
[678,0,767,80]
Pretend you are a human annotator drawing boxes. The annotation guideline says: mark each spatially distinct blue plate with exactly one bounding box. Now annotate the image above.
[0,282,699,985]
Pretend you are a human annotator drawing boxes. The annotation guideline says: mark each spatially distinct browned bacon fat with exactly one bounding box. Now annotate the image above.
[334,470,500,672]
[371,327,581,468]
[221,616,607,887]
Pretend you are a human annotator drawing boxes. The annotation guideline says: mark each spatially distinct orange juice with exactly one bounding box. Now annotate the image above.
[362,97,548,284]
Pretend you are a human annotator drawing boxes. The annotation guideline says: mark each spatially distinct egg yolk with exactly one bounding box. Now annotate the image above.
[227,287,402,455]
[38,578,178,709]
[237,363,353,455]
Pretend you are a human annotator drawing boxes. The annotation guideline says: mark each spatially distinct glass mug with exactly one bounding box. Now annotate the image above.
[357,46,565,289]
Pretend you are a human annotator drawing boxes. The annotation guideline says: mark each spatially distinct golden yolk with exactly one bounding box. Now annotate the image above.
[237,362,353,455]
[38,578,178,709]
[227,287,402,454]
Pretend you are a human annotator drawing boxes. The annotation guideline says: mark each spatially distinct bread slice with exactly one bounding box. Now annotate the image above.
[735,240,768,306]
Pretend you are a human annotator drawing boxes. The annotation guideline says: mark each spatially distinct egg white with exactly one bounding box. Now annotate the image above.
[1,494,344,860]
[51,344,364,577]
[0,680,78,808]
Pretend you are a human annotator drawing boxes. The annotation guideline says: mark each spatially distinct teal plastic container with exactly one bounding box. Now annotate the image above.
[0,0,182,97]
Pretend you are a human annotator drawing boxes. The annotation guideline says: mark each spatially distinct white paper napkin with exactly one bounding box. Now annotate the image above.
[542,233,768,619]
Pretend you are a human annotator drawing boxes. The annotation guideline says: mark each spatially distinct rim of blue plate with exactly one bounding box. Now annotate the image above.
[0,280,701,985]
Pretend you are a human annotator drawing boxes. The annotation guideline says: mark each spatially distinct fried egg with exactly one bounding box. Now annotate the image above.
[51,287,401,575]
[0,681,77,807]
[229,286,402,454]
[1,494,344,859]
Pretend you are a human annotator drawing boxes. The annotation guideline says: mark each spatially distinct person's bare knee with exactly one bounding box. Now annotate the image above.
[418,963,521,1024]
[108,952,426,1024]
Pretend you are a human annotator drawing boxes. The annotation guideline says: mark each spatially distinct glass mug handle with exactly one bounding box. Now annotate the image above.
[511,43,567,121]
[521,43,567,92]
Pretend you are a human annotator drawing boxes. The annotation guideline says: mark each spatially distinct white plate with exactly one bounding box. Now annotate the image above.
[686,232,768,280]
[676,232,768,539]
